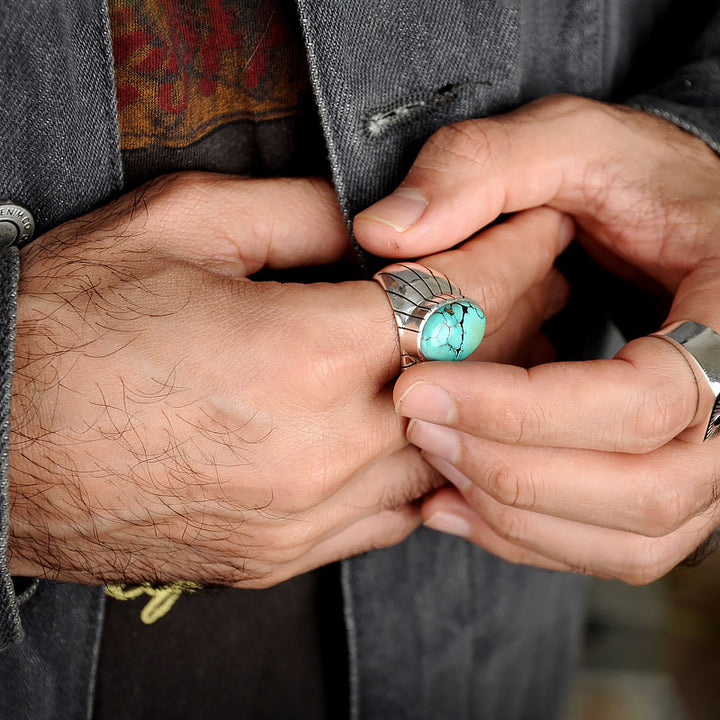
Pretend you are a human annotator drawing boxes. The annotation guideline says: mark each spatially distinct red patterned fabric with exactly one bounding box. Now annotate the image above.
[109,0,310,150]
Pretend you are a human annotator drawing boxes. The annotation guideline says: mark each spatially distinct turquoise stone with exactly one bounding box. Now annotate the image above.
[420,300,486,361]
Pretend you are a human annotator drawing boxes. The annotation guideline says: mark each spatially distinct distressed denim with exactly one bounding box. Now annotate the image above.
[1,0,719,717]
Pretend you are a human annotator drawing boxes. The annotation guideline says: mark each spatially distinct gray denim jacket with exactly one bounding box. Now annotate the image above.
[0,1,719,718]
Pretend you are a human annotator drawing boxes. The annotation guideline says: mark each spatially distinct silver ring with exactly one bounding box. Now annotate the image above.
[373,262,486,369]
[653,321,720,442]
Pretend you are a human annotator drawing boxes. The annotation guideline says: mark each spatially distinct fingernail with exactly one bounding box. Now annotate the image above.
[424,511,471,539]
[407,420,460,464]
[423,452,472,491]
[355,188,428,232]
[396,382,455,424]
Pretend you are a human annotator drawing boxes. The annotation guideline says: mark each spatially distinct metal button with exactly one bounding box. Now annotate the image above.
[0,200,35,247]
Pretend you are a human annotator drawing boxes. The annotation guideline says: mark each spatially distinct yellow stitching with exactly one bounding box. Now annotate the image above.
[106,584,147,601]
[140,587,184,624]
[105,582,202,624]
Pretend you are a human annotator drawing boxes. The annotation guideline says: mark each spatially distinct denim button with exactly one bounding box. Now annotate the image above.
[0,200,35,247]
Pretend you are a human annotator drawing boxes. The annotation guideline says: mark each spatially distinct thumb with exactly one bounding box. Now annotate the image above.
[353,95,594,257]
[667,259,720,333]
[352,94,691,260]
[111,173,351,276]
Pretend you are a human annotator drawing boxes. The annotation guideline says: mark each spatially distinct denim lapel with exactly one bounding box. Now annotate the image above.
[0,0,123,236]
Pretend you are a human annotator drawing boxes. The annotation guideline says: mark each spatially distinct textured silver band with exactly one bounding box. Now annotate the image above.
[654,321,720,442]
[373,262,473,369]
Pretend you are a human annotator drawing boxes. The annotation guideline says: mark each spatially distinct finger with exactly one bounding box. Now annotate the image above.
[652,257,720,438]
[289,444,443,551]
[422,484,718,584]
[335,209,571,386]
[74,174,351,274]
[396,253,720,450]
[268,441,439,522]
[414,435,717,537]
[328,443,444,512]
[475,268,568,366]
[669,258,720,332]
[419,207,573,336]
[252,504,423,588]
[264,207,571,393]
[423,487,574,574]
[353,95,605,257]
[353,94,717,267]
[394,334,701,452]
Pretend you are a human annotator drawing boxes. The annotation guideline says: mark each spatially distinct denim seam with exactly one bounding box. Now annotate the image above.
[15,579,40,606]
[0,248,21,649]
[295,3,358,257]
[340,560,359,720]
[98,0,125,191]
[627,100,720,155]
[84,589,106,720]
[599,0,609,96]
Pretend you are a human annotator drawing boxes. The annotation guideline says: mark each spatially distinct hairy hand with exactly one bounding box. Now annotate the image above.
[8,174,567,587]
[355,95,720,583]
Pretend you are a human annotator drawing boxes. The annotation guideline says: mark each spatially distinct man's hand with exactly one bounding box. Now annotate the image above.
[354,95,720,584]
[8,174,567,588]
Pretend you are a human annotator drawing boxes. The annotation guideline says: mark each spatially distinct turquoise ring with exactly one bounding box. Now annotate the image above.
[373,262,486,370]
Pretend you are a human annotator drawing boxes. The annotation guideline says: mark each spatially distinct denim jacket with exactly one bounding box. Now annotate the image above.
[0,1,718,718]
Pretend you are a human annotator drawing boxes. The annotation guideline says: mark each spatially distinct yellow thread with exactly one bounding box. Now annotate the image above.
[105,582,202,624]
[140,587,183,624]
[106,584,147,601]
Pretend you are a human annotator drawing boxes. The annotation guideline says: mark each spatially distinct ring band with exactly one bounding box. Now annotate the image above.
[373,262,486,369]
[653,321,720,442]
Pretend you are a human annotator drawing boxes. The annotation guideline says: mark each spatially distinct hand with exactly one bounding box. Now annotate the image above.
[354,94,720,584]
[8,174,567,588]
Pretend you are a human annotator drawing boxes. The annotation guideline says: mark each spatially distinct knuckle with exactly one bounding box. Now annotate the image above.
[536,93,595,120]
[287,327,351,411]
[421,119,510,174]
[638,480,692,537]
[512,401,545,446]
[247,564,298,589]
[618,538,674,586]
[378,487,415,513]
[272,522,317,562]
[523,94,605,139]
[492,506,528,545]
[370,509,418,550]
[237,524,307,570]
[627,385,687,453]
[484,460,535,510]
[384,517,416,547]
[621,563,664,586]
[273,464,332,512]
[237,567,278,589]
[381,458,444,511]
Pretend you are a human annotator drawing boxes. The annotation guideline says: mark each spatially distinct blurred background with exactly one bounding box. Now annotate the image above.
[565,553,720,720]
